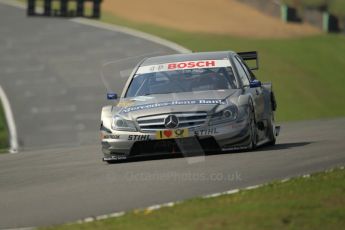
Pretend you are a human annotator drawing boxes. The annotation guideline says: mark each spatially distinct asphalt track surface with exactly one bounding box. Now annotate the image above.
[0,2,174,151]
[0,2,345,229]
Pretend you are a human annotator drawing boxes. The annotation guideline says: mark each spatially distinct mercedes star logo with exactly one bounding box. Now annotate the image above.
[164,115,179,129]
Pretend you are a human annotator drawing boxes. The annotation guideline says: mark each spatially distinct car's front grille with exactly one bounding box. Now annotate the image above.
[136,112,208,132]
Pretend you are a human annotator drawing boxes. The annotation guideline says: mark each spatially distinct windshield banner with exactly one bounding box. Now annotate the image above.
[136,59,231,75]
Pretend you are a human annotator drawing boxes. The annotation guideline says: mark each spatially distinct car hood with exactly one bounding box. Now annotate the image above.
[115,90,241,120]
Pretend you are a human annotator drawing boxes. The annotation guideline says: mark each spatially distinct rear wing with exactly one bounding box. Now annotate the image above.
[238,51,259,70]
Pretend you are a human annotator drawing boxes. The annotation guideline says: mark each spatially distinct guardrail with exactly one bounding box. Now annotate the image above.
[27,0,103,18]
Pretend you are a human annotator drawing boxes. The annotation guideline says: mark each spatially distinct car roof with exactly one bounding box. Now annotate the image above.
[141,51,237,66]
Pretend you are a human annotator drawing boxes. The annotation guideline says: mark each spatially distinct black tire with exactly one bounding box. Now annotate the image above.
[267,113,276,146]
[248,103,257,150]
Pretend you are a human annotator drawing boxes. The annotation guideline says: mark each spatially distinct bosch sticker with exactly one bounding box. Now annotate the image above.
[167,60,216,70]
[136,59,231,75]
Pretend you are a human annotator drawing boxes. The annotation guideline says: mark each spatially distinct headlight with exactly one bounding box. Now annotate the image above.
[209,106,238,125]
[111,116,137,131]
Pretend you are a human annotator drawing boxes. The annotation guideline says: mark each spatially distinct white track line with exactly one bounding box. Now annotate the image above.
[0,85,18,153]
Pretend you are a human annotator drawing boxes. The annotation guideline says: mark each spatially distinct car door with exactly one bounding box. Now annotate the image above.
[233,56,265,121]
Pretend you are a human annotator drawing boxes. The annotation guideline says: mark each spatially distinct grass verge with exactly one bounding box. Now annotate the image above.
[42,168,345,230]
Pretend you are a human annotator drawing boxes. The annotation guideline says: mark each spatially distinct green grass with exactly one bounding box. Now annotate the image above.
[0,101,9,152]
[100,12,345,122]
[41,168,345,230]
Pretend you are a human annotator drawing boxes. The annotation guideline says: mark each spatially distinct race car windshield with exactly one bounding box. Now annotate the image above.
[125,67,238,98]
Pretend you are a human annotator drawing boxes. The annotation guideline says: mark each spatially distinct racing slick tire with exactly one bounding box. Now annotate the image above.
[267,113,276,146]
[248,102,258,150]
[267,93,277,146]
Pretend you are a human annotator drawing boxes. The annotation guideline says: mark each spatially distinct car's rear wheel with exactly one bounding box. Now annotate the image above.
[267,92,277,146]
[267,113,276,146]
[248,104,257,150]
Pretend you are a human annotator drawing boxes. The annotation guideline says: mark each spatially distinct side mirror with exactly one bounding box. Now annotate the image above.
[250,80,262,88]
[107,93,118,100]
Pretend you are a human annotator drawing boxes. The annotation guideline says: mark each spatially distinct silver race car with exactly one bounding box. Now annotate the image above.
[100,51,279,162]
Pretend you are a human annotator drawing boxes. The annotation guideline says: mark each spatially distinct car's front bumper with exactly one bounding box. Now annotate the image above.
[101,119,250,160]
